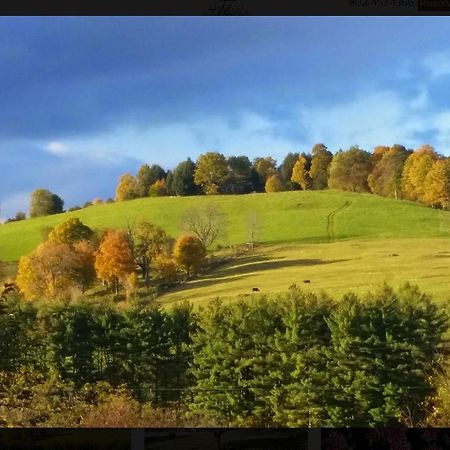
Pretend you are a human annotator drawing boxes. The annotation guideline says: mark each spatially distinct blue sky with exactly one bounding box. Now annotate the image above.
[1,16,450,219]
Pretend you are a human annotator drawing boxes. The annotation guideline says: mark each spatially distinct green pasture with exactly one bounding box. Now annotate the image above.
[1,190,450,262]
[2,190,450,304]
[158,238,450,306]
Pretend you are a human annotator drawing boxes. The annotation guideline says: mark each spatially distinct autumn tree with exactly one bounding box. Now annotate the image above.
[309,143,333,190]
[115,173,138,202]
[148,179,168,197]
[172,158,198,196]
[328,146,373,192]
[401,145,439,202]
[173,234,206,277]
[29,189,64,218]
[372,145,391,164]
[423,158,450,208]
[95,230,136,294]
[129,220,168,284]
[182,203,228,249]
[194,152,228,195]
[152,254,178,284]
[48,218,94,246]
[291,154,311,190]
[253,157,277,191]
[16,241,92,300]
[72,240,97,292]
[368,145,410,199]
[265,174,283,193]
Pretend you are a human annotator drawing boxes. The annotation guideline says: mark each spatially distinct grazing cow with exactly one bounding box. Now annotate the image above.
[252,287,260,292]
[392,253,399,257]
[303,280,311,284]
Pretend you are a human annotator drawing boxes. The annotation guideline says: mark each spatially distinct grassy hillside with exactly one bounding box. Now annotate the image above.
[158,238,450,306]
[1,190,450,263]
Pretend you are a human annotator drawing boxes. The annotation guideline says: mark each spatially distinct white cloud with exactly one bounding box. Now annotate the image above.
[33,86,450,176]
[295,90,430,152]
[44,141,69,156]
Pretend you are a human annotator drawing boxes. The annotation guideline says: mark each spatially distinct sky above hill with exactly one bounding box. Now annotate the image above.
[1,16,450,219]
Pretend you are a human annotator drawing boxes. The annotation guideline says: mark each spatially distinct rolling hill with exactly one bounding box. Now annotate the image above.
[1,189,449,263]
[2,190,450,304]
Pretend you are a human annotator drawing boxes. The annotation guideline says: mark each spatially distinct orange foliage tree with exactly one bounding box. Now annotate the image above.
[95,230,136,294]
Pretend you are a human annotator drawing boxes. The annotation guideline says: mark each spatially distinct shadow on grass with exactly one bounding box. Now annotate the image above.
[211,255,350,279]
[163,273,255,295]
[161,254,350,299]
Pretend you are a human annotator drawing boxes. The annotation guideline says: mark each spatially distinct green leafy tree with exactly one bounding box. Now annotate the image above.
[29,189,64,218]
[328,146,373,192]
[122,304,173,403]
[148,164,167,185]
[135,164,153,197]
[324,285,447,426]
[309,143,333,190]
[268,289,333,427]
[278,152,300,190]
[165,170,174,195]
[194,152,228,195]
[172,158,198,196]
[221,156,254,194]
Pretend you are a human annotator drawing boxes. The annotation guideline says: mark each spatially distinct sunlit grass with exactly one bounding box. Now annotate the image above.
[1,190,450,262]
[158,238,450,307]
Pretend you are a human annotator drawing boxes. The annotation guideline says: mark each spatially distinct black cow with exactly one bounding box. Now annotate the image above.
[252,287,260,292]
[303,280,311,284]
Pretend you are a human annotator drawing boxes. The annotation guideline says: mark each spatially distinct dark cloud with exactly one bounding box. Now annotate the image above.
[1,17,448,141]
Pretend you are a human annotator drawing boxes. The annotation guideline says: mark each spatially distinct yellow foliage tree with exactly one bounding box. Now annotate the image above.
[16,241,91,300]
[194,152,228,195]
[401,145,438,202]
[115,173,138,202]
[152,254,178,284]
[95,230,136,294]
[265,174,283,193]
[148,179,168,197]
[48,217,94,246]
[291,155,311,190]
[423,158,450,209]
[173,234,206,277]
